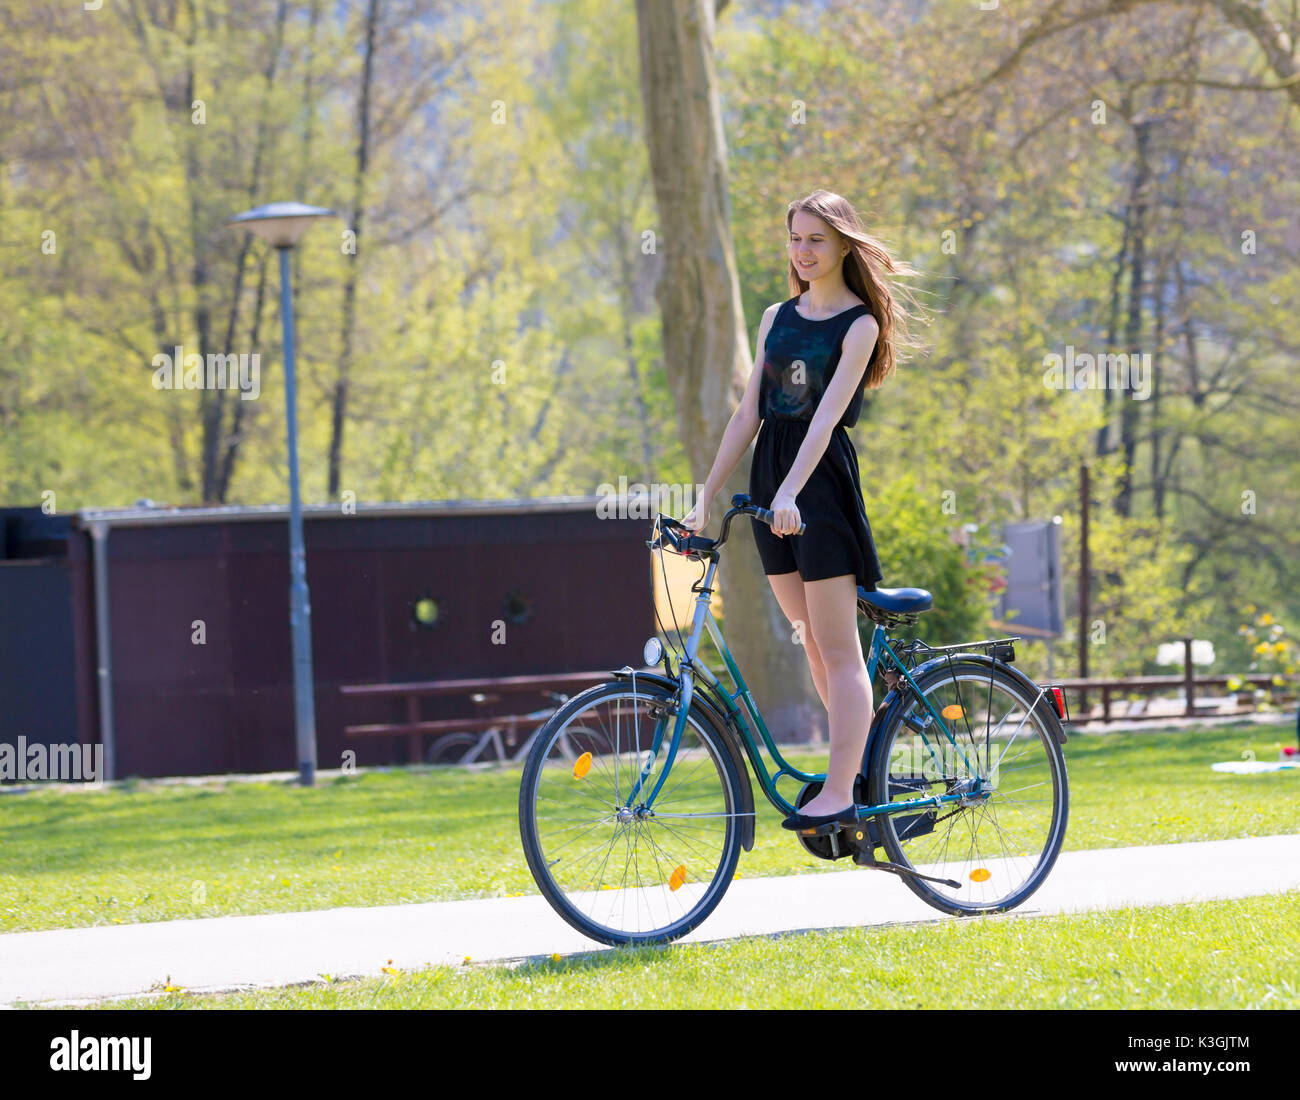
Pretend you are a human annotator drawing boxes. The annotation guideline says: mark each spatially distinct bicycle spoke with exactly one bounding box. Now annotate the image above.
[522,685,740,943]
[878,663,1065,912]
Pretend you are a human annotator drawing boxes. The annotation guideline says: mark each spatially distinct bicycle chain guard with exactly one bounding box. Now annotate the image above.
[793,778,878,864]
[795,772,942,868]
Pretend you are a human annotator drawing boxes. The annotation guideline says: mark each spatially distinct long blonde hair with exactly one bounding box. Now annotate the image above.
[785,190,933,389]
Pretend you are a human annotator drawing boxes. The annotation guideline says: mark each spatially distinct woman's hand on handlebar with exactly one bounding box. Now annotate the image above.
[681,495,711,534]
[769,490,801,537]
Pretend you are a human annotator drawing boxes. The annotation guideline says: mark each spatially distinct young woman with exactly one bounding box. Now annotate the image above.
[681,189,927,832]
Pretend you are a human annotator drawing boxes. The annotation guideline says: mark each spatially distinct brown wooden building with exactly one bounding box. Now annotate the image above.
[0,498,655,779]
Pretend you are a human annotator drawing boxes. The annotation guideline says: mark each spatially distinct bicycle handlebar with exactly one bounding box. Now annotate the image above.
[645,493,806,559]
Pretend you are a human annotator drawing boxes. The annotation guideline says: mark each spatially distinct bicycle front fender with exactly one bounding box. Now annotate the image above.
[611,668,756,852]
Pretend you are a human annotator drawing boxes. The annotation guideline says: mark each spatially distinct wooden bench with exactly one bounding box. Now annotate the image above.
[339,671,612,763]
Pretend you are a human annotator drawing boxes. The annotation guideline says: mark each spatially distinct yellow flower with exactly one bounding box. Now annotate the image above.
[1254,642,1272,655]
[1259,613,1274,625]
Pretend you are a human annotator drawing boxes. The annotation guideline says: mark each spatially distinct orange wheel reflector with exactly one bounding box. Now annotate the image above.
[572,752,592,779]
[668,865,687,891]
[942,704,965,720]
[970,868,991,882]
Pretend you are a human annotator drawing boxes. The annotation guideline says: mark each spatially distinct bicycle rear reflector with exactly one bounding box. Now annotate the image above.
[669,865,686,891]
[969,868,991,882]
[572,752,592,779]
[1051,686,1067,720]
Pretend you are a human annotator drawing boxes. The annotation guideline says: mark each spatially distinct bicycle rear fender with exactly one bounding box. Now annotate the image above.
[611,669,757,852]
[867,652,1068,763]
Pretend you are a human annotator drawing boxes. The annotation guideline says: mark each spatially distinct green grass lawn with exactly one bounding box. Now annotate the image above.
[85,891,1299,1010]
[1,720,1296,934]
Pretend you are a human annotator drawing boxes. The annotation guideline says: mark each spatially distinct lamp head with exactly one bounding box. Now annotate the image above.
[224,202,338,247]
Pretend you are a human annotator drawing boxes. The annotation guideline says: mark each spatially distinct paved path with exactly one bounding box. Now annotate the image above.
[3,833,1297,1006]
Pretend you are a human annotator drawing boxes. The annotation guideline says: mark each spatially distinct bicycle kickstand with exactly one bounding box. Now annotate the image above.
[870,861,963,890]
[851,839,961,889]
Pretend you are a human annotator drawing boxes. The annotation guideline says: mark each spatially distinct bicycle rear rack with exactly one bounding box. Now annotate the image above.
[891,635,1020,673]
[887,633,1071,735]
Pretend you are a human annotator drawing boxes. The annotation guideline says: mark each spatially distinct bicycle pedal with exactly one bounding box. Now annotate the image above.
[797,822,841,837]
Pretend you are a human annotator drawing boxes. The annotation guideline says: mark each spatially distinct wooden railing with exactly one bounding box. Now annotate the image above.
[1055,673,1296,724]
[339,671,612,761]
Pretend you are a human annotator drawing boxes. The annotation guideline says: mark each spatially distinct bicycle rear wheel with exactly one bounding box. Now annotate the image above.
[866,656,1068,915]
[427,732,479,765]
[518,680,744,946]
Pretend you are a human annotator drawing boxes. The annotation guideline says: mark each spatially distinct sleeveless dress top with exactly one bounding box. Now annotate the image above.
[748,295,885,591]
[758,295,877,425]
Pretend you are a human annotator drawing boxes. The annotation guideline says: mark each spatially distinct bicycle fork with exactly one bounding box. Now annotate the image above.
[612,668,690,815]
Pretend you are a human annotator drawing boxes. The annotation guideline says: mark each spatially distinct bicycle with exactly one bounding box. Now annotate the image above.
[518,493,1070,946]
[428,695,614,765]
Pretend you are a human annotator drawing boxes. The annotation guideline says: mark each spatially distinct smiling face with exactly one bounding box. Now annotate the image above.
[788,210,845,279]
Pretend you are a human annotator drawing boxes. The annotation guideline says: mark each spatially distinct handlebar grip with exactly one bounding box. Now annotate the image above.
[655,518,697,554]
[755,506,806,535]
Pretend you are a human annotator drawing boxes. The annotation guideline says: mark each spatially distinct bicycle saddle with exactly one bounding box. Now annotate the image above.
[857,586,933,614]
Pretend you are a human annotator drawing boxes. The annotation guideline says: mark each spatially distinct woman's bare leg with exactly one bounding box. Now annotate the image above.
[766,571,830,712]
[796,573,873,815]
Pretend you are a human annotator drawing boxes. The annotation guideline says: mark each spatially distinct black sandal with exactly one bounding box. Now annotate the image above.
[781,803,859,836]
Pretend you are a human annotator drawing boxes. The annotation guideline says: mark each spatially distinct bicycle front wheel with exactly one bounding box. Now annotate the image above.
[518,680,744,946]
[867,656,1068,915]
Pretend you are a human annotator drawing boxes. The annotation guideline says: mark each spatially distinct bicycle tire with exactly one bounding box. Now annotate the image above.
[866,655,1069,915]
[427,732,479,765]
[518,679,745,946]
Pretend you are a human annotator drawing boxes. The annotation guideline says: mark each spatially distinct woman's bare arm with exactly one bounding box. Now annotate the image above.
[686,303,780,527]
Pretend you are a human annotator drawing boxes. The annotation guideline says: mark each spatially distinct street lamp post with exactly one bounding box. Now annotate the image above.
[224,202,338,786]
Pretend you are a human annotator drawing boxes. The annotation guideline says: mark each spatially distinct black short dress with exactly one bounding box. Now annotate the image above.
[748,294,885,592]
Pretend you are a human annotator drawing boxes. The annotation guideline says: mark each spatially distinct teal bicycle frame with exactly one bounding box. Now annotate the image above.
[625,519,990,822]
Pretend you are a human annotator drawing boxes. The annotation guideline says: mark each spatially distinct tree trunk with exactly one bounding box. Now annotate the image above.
[179,5,218,504]
[215,0,290,503]
[1150,250,1168,521]
[633,0,823,743]
[329,0,380,499]
[1115,119,1150,518]
[617,235,654,477]
[1098,186,1132,460]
